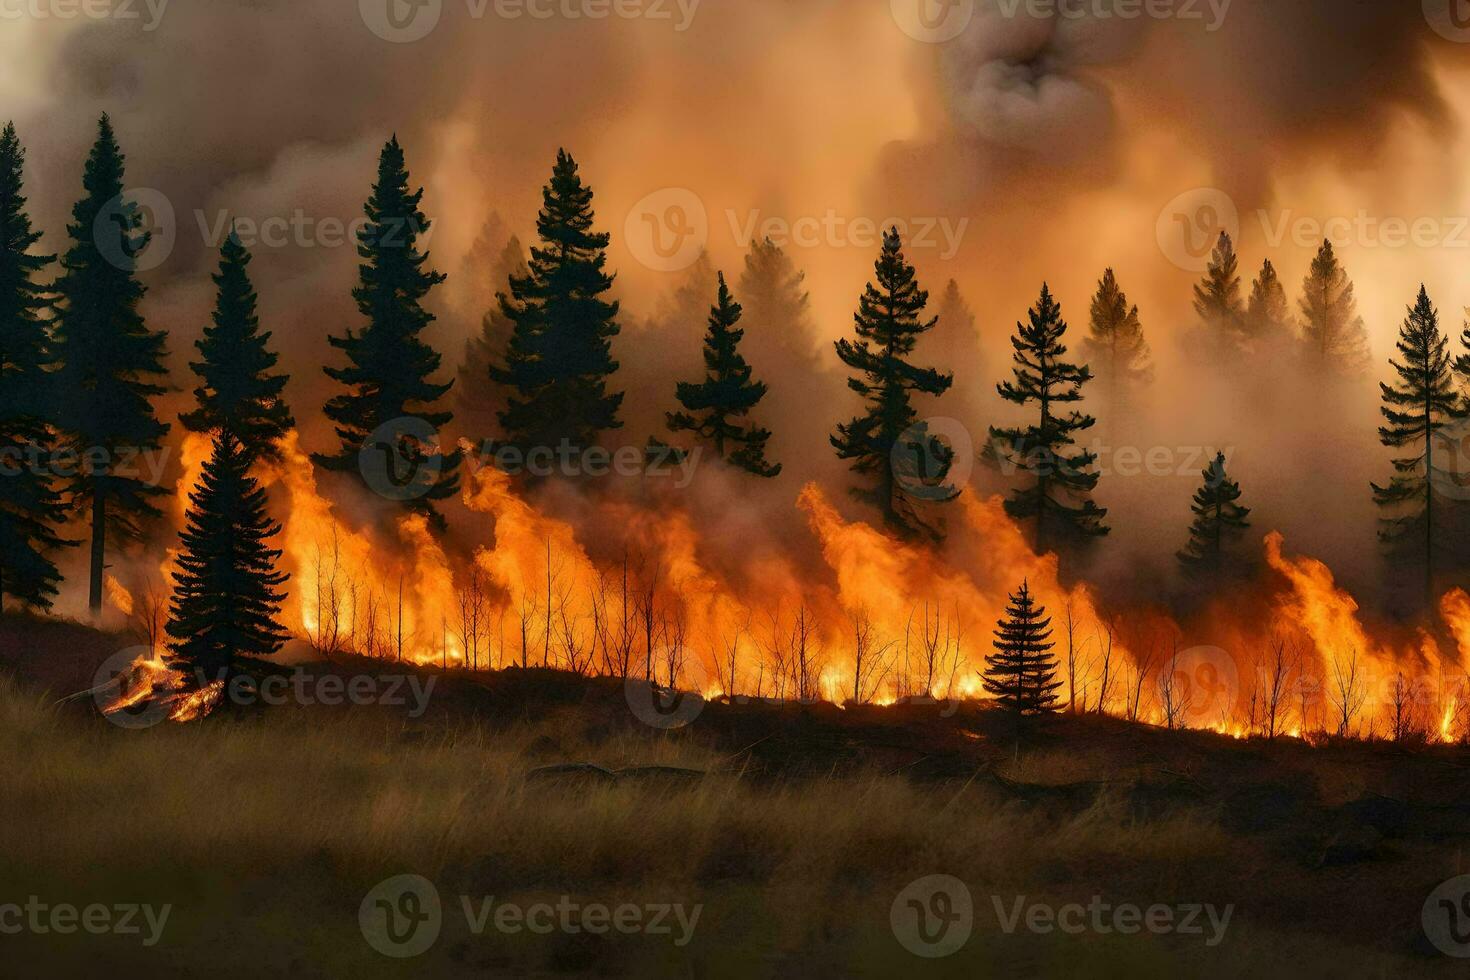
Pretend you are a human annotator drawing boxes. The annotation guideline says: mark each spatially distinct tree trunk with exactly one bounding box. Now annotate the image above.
[89,487,106,617]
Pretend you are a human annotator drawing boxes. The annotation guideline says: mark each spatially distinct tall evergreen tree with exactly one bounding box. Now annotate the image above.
[928,279,987,405]
[1082,267,1152,405]
[166,431,289,689]
[990,284,1109,553]
[1371,286,1461,606]
[1192,232,1245,354]
[0,122,68,611]
[1177,452,1252,582]
[667,273,780,477]
[50,115,171,616]
[831,228,954,536]
[458,232,527,438]
[491,150,623,459]
[982,580,1062,716]
[1244,258,1293,354]
[314,136,461,530]
[1300,239,1371,376]
[180,230,293,462]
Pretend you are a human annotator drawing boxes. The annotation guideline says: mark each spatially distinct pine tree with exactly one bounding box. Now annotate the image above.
[1177,452,1252,582]
[491,150,623,459]
[832,228,954,536]
[1082,267,1152,405]
[314,136,461,530]
[666,273,781,477]
[0,122,68,611]
[1192,232,1245,354]
[50,115,171,616]
[990,284,1108,553]
[1300,239,1371,376]
[982,580,1062,716]
[928,280,987,404]
[1371,286,1461,606]
[458,232,527,438]
[166,431,289,689]
[1244,258,1293,354]
[179,230,293,462]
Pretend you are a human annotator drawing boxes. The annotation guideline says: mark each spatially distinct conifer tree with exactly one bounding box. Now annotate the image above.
[166,431,289,689]
[990,284,1108,553]
[928,279,986,398]
[458,232,527,438]
[180,230,293,462]
[667,273,780,477]
[832,228,954,535]
[0,122,68,611]
[1081,267,1152,405]
[1300,239,1371,376]
[1193,232,1245,354]
[1371,286,1461,606]
[491,150,623,459]
[1177,452,1252,582]
[314,136,461,529]
[50,115,171,616]
[1245,258,1293,354]
[982,580,1062,715]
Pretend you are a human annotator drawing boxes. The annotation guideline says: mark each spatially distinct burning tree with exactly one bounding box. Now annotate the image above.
[315,136,462,530]
[492,149,624,460]
[665,272,781,477]
[1245,258,1294,356]
[180,230,294,462]
[1177,452,1252,584]
[166,431,290,690]
[990,283,1109,555]
[1299,239,1371,377]
[50,115,171,617]
[1371,286,1462,609]
[831,227,954,538]
[1082,267,1152,410]
[982,581,1062,716]
[0,122,69,612]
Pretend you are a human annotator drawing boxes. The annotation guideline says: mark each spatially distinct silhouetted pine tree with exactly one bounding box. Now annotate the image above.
[1081,268,1152,406]
[180,230,293,462]
[990,284,1108,553]
[1245,258,1293,354]
[458,232,526,438]
[314,136,461,530]
[982,580,1062,715]
[0,122,68,611]
[832,228,954,536]
[1300,239,1371,376]
[667,273,780,477]
[50,115,170,616]
[1193,232,1245,354]
[928,279,987,411]
[1371,287,1461,606]
[491,150,623,458]
[166,431,289,688]
[1177,452,1252,582]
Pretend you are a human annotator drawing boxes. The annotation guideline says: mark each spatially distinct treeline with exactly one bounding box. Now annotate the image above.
[2,117,1470,689]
